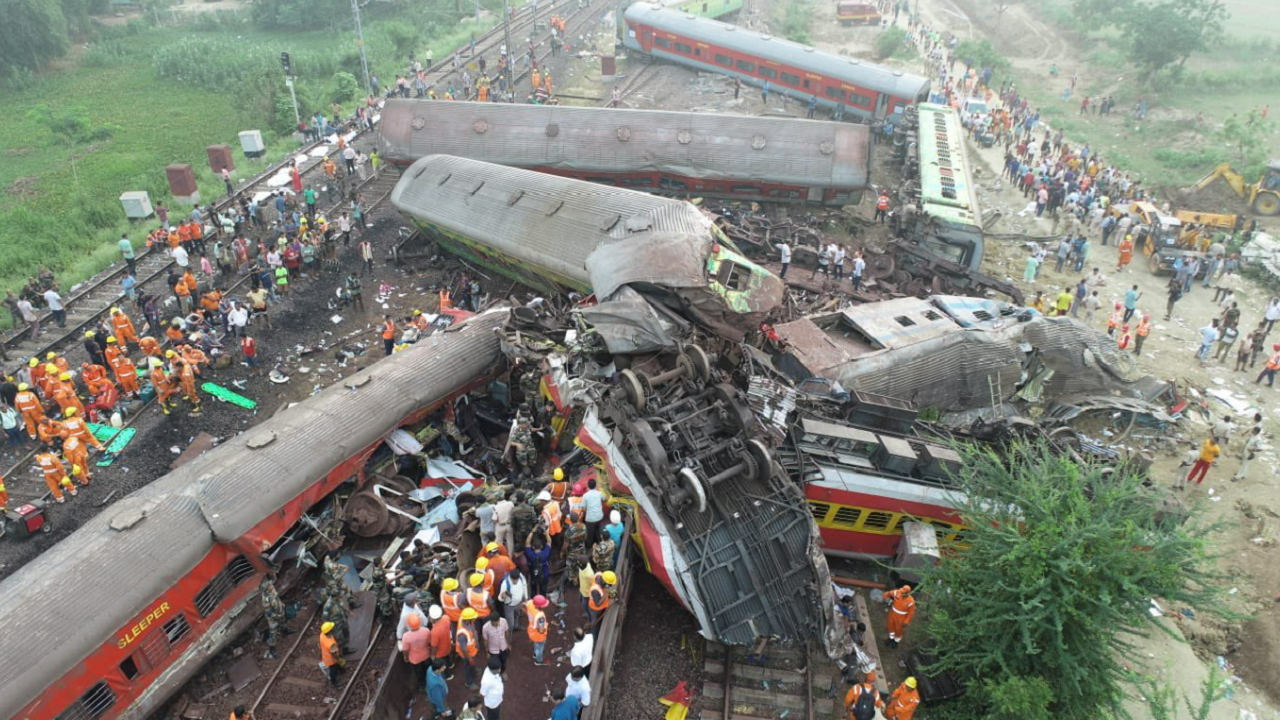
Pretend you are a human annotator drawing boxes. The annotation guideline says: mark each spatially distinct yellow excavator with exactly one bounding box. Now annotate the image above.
[1192,161,1280,215]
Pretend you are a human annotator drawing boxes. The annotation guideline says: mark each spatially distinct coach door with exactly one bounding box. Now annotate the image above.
[875,94,890,119]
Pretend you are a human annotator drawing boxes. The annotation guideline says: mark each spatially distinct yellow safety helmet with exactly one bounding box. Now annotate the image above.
[60,476,74,487]
[58,372,71,381]
[321,621,335,634]
[442,578,459,591]
[44,364,57,374]
[110,307,120,314]
[469,572,485,587]
[17,383,28,391]
[602,571,617,585]
[28,358,38,367]
[413,309,422,316]
[148,357,164,369]
[485,542,499,553]
[46,352,56,360]
[553,468,564,481]
[64,407,77,417]
[165,350,177,358]
[84,331,96,339]
[905,677,917,689]
[107,336,117,344]
[460,608,479,621]
[476,557,489,570]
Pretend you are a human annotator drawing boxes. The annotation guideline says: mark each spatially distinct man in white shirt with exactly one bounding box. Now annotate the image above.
[43,287,65,328]
[851,251,867,292]
[832,244,846,280]
[775,242,791,279]
[498,569,528,631]
[569,627,594,673]
[581,478,605,547]
[565,666,592,707]
[396,591,430,641]
[494,491,516,555]
[480,657,505,720]
[172,244,190,269]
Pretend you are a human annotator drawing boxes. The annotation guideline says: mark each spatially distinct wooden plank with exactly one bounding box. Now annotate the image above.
[280,676,324,690]
[704,659,832,687]
[853,594,890,695]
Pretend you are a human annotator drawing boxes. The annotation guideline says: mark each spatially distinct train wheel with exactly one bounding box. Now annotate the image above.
[629,418,671,478]
[619,368,646,411]
[747,439,772,483]
[385,475,419,495]
[346,490,390,537]
[676,467,708,513]
[686,344,712,382]
[868,253,896,279]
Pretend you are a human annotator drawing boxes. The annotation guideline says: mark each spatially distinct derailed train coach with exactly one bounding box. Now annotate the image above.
[0,312,507,720]
[391,154,785,346]
[376,100,871,206]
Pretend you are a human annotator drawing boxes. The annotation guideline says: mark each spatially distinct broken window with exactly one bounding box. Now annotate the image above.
[894,316,916,327]
[194,555,255,617]
[808,501,831,522]
[717,261,752,291]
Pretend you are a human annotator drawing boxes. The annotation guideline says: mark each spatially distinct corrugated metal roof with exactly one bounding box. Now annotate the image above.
[0,312,507,719]
[377,100,870,190]
[625,2,930,99]
[391,155,717,289]
[843,296,960,349]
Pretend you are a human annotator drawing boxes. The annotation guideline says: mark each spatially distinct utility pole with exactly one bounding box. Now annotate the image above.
[351,0,371,96]
[502,0,514,101]
[281,52,300,127]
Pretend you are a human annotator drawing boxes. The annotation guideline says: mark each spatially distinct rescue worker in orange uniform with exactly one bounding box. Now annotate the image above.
[455,607,481,689]
[440,577,463,622]
[427,605,454,678]
[36,417,64,447]
[546,467,570,502]
[149,357,180,415]
[884,583,916,647]
[539,489,563,538]
[845,674,884,720]
[81,362,110,391]
[168,350,202,414]
[85,377,119,423]
[110,307,139,347]
[111,353,141,397]
[0,476,7,513]
[36,450,77,502]
[466,572,492,619]
[48,351,70,376]
[28,358,47,398]
[588,571,616,626]
[35,362,57,398]
[139,335,162,359]
[884,677,921,720]
[63,433,92,484]
[165,319,186,346]
[103,337,122,367]
[381,315,396,356]
[14,383,45,440]
[526,594,550,665]
[319,621,345,685]
[474,556,496,595]
[229,705,254,720]
[52,373,85,419]
[61,407,103,450]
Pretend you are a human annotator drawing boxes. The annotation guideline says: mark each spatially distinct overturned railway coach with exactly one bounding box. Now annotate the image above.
[391,154,784,341]
[377,100,871,206]
[622,2,930,120]
[0,312,507,720]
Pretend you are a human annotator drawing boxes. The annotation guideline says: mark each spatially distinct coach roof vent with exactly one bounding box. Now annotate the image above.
[108,497,157,531]
[246,429,278,449]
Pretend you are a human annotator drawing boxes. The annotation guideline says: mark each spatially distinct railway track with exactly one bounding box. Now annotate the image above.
[702,641,839,720]
[606,60,660,106]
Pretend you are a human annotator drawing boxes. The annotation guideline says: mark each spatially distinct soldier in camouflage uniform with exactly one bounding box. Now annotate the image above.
[509,416,537,479]
[322,590,351,652]
[324,554,360,609]
[591,536,616,573]
[260,575,290,659]
[369,557,394,618]
[564,513,587,566]
[510,491,538,553]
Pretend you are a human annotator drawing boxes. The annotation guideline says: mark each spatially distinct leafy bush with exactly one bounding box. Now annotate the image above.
[1153,147,1220,170]
[875,26,909,60]
[330,71,359,104]
[955,38,1011,83]
[383,20,418,59]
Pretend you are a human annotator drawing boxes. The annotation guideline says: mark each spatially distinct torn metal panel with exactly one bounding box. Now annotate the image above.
[577,287,690,354]
[841,297,961,350]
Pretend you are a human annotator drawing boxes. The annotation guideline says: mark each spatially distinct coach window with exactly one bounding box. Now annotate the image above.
[654,36,671,49]
[735,59,755,73]
[780,72,800,86]
[674,41,693,54]
[826,87,846,101]
[715,53,732,66]
[848,92,873,107]
[659,178,689,191]
[194,556,255,618]
[120,652,150,682]
[56,682,117,720]
[758,66,777,79]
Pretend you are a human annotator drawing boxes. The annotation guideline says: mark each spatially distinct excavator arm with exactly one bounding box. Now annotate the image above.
[1192,162,1248,197]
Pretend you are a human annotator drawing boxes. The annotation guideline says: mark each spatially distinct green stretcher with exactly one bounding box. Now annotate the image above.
[87,423,138,466]
[203,382,257,410]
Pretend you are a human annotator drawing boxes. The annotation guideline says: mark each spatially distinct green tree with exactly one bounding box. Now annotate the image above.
[330,71,360,104]
[1118,0,1228,80]
[0,0,70,75]
[1218,109,1275,167]
[919,442,1220,719]
[26,104,117,184]
[875,26,909,60]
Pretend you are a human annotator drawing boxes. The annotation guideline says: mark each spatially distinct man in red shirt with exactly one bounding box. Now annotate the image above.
[240,335,259,376]
[401,613,432,686]
[427,605,454,680]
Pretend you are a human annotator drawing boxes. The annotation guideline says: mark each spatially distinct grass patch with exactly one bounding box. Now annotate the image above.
[0,10,503,323]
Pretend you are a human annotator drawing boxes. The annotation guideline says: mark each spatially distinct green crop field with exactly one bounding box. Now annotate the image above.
[0,5,502,319]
